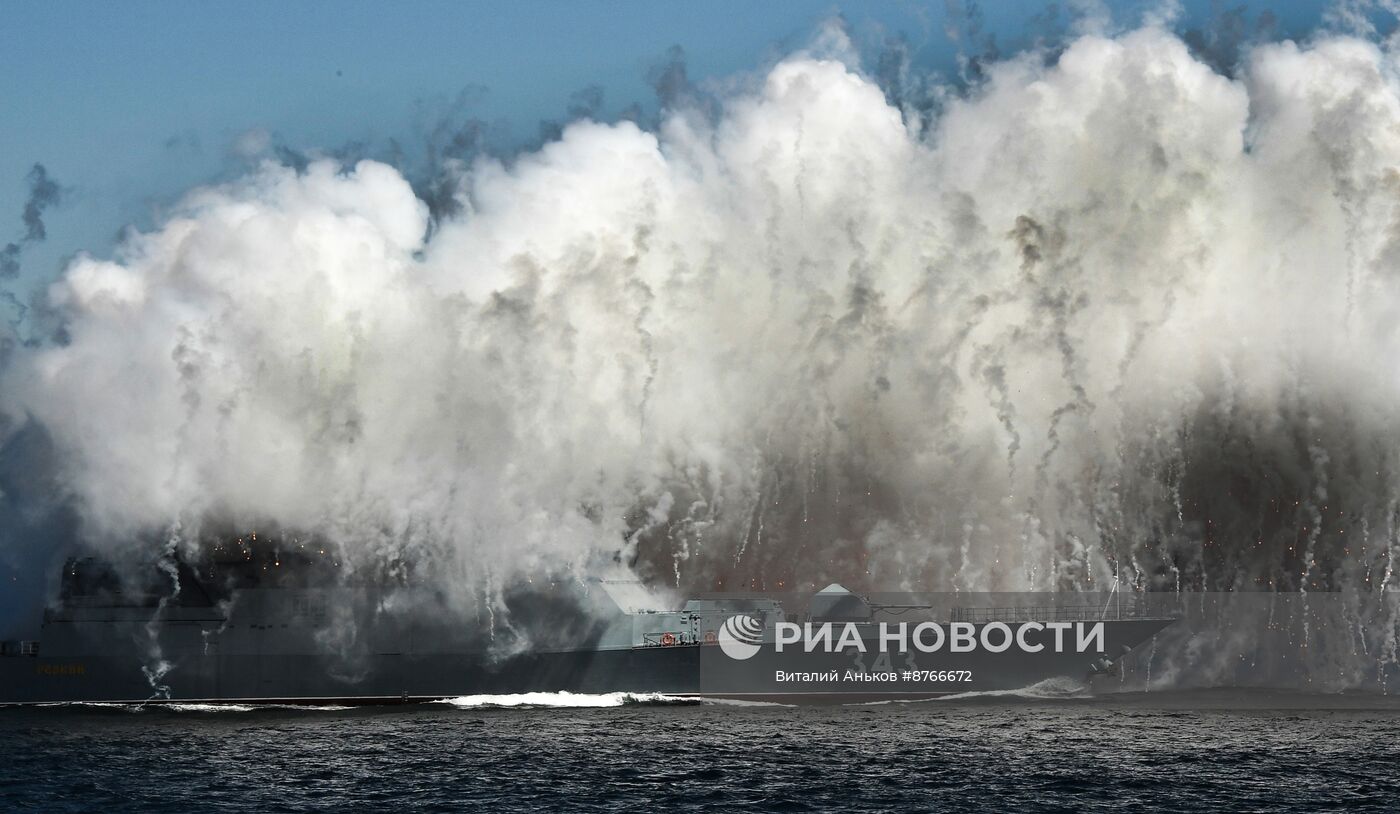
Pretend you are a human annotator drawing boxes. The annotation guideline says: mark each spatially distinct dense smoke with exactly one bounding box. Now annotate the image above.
[5,18,1400,672]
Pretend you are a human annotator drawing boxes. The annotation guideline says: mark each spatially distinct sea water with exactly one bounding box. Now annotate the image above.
[3,688,1400,812]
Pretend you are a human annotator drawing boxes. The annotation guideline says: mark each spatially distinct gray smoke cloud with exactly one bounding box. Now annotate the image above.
[0,163,64,280]
[4,20,1400,684]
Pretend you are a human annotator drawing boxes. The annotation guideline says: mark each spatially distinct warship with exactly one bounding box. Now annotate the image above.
[0,541,1177,705]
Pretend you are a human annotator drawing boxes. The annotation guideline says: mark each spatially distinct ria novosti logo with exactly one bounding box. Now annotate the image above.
[717,614,765,660]
[714,615,1107,660]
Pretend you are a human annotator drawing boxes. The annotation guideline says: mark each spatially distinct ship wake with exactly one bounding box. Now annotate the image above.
[21,701,355,713]
[433,691,703,710]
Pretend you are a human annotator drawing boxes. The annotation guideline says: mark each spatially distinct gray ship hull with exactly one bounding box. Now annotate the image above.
[0,616,1173,705]
[1,565,1177,704]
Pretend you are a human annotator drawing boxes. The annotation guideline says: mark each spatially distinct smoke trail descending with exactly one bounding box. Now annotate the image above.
[0,164,65,344]
[0,164,64,280]
[5,21,1400,671]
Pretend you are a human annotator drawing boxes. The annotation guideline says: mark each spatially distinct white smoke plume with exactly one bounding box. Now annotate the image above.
[6,22,1400,640]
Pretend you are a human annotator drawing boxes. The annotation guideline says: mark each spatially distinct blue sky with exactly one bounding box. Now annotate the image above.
[0,1,1340,294]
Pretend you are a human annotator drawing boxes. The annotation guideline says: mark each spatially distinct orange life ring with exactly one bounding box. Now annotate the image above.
[703,631,718,644]
[660,632,677,646]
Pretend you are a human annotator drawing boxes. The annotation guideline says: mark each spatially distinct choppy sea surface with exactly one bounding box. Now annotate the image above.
[3,687,1399,812]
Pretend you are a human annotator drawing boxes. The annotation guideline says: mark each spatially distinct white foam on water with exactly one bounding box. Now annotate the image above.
[695,697,792,707]
[852,676,1094,706]
[161,703,355,712]
[32,701,131,710]
[433,691,701,709]
[23,701,354,712]
[163,703,258,712]
[935,676,1093,702]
